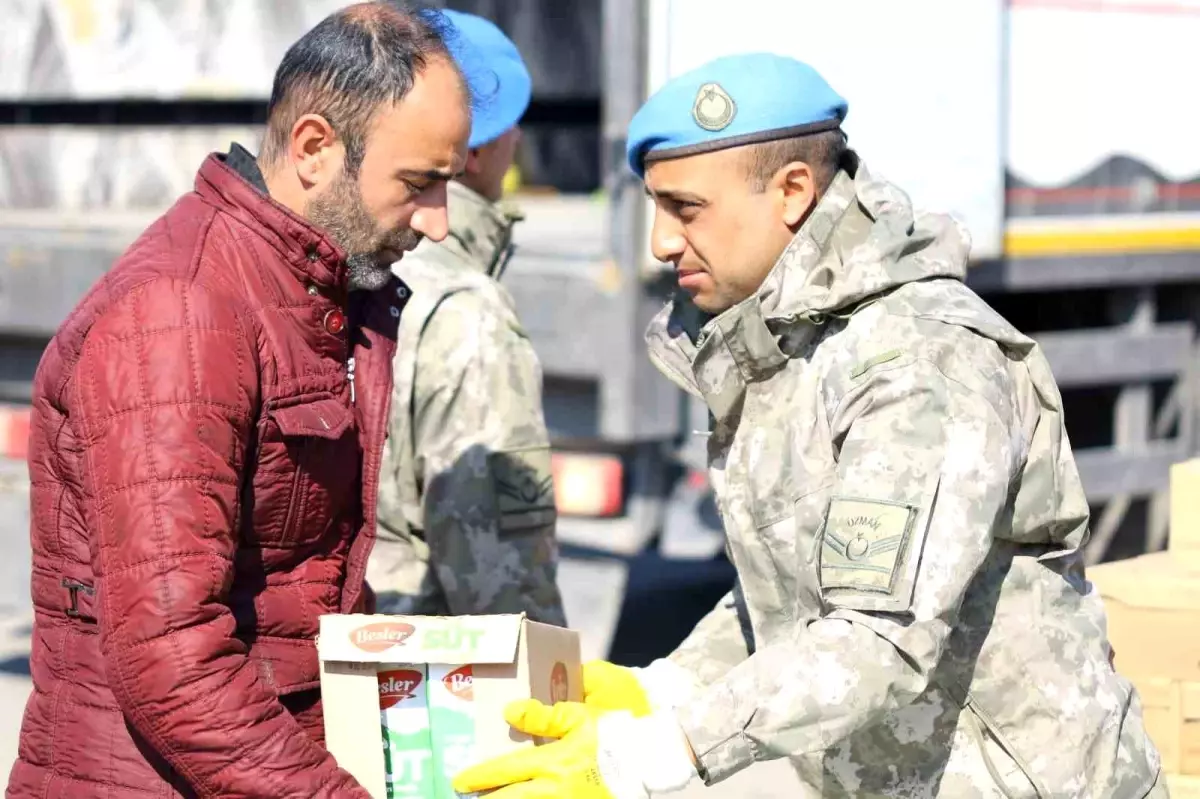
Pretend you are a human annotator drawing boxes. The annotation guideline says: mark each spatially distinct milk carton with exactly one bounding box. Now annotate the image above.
[377,667,435,798]
[428,664,476,798]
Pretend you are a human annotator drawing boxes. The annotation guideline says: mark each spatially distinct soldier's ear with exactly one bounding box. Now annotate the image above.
[779,161,816,228]
[463,148,484,176]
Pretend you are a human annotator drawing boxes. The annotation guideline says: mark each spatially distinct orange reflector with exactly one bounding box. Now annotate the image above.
[551,452,623,517]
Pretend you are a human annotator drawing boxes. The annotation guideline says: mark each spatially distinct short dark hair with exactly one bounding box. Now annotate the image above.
[260,1,463,173]
[744,129,847,193]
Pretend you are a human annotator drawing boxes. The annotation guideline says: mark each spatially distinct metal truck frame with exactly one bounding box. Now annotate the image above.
[3,0,1200,661]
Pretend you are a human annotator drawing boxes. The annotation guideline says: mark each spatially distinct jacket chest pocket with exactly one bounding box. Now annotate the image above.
[739,477,835,628]
[248,395,359,548]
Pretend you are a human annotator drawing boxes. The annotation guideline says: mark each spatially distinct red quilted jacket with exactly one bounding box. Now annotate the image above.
[6,150,407,797]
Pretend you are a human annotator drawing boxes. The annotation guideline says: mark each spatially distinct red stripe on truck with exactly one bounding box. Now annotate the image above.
[0,406,31,460]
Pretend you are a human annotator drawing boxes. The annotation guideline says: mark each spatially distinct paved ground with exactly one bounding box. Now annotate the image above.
[0,617,31,779]
[0,456,33,781]
[0,456,805,795]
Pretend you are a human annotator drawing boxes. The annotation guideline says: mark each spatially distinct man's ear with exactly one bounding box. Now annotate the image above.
[778,161,817,228]
[289,113,339,188]
[464,147,483,176]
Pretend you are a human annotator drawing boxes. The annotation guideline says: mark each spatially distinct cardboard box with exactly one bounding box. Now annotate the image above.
[1135,677,1200,775]
[1088,552,1200,683]
[1090,551,1200,775]
[1172,459,1200,565]
[318,613,582,799]
[1170,772,1200,798]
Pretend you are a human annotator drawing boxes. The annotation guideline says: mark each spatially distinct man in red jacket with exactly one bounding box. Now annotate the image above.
[6,3,470,797]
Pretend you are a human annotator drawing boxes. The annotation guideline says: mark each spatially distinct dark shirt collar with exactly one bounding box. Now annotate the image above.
[220,142,269,194]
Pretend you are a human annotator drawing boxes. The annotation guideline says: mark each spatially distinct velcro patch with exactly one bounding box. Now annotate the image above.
[820,496,917,595]
[491,446,556,533]
[849,348,903,380]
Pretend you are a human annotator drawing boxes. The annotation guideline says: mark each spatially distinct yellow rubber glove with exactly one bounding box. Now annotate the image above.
[581,660,653,717]
[451,699,618,798]
[452,698,699,799]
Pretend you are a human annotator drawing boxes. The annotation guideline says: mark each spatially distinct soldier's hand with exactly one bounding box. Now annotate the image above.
[451,699,697,798]
[581,661,654,717]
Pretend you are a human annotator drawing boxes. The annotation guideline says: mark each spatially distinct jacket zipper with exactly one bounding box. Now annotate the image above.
[347,356,356,405]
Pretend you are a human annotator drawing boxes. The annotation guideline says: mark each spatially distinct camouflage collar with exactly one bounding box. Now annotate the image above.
[645,154,974,425]
[441,181,525,279]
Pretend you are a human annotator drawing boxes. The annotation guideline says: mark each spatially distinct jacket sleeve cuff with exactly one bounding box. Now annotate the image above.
[595,710,698,797]
[631,658,701,713]
[674,707,757,786]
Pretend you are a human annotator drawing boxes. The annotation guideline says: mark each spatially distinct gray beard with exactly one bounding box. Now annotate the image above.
[346,254,394,292]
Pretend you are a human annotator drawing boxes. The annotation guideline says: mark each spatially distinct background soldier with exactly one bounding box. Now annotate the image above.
[369,9,566,626]
[450,53,1165,798]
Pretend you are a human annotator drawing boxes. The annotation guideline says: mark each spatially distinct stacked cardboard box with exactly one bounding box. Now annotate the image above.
[1172,772,1200,798]
[1089,459,1200,793]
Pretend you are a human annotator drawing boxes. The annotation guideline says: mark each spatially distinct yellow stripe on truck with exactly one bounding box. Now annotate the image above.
[1005,226,1200,257]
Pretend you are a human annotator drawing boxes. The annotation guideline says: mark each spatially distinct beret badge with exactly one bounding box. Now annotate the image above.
[692,82,736,132]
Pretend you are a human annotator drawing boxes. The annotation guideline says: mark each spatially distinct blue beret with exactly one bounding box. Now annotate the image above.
[626,52,848,178]
[439,9,532,149]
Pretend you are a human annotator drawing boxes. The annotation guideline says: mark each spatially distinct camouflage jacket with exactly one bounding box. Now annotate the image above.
[644,155,1161,797]
[369,181,566,626]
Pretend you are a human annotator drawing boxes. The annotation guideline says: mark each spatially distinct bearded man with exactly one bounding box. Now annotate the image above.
[6,3,470,796]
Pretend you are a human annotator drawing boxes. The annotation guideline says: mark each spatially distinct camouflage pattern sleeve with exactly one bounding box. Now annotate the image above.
[677,355,1024,784]
[666,587,752,688]
[410,289,567,626]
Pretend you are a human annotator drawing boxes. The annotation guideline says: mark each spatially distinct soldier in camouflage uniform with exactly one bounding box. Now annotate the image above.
[452,53,1165,799]
[368,10,565,626]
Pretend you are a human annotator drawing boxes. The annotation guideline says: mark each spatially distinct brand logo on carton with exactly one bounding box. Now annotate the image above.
[378,669,423,709]
[550,661,569,703]
[442,665,474,701]
[350,621,416,653]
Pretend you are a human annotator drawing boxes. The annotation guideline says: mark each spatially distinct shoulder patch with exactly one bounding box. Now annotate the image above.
[849,348,903,380]
[820,496,917,594]
[491,446,557,533]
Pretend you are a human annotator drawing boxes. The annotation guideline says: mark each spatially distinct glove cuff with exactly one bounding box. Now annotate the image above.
[631,658,700,714]
[596,710,698,798]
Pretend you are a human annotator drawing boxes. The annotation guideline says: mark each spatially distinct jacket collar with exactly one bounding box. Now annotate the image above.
[194,146,352,294]
[438,181,524,279]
